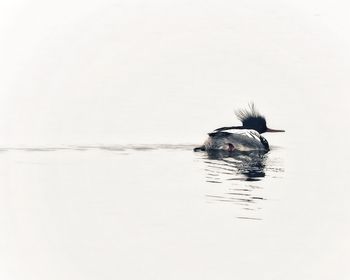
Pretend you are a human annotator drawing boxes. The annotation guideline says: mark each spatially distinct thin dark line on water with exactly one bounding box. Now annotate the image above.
[226,192,250,196]
[251,196,264,200]
[236,216,262,221]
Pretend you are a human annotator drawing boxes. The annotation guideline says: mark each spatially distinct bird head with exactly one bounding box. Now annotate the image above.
[235,103,285,134]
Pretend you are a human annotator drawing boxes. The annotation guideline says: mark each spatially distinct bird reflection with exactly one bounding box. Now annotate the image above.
[206,150,266,181]
[199,150,270,220]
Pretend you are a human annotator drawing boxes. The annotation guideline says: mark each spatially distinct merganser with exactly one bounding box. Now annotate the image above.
[194,104,284,152]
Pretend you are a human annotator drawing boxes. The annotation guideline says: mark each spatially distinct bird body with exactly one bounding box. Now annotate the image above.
[204,129,269,152]
[194,104,284,153]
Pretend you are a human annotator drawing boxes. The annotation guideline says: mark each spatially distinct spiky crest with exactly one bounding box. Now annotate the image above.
[235,103,268,134]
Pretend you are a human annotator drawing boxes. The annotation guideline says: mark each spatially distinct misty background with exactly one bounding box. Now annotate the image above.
[1,0,350,146]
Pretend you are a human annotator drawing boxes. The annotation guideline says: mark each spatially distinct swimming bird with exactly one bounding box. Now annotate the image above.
[194,104,284,152]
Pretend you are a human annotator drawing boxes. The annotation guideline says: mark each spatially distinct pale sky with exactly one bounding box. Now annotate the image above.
[1,0,350,146]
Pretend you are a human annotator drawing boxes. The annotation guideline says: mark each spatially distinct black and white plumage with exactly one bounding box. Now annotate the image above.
[204,129,269,151]
[194,104,284,152]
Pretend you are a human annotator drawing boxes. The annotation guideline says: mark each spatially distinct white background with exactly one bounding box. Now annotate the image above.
[1,0,350,146]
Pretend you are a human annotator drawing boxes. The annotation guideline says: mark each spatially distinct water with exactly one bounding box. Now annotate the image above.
[1,139,349,279]
[2,0,350,279]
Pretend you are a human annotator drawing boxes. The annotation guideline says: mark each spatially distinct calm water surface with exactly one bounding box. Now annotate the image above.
[1,139,349,280]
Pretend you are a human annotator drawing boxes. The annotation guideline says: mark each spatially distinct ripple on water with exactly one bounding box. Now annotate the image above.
[197,149,284,220]
[1,144,284,220]
[0,144,196,153]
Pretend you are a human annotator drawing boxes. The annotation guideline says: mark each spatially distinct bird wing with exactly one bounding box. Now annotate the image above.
[212,128,261,139]
[208,129,265,151]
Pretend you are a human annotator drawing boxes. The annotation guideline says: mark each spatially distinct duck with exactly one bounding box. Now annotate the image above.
[194,104,284,152]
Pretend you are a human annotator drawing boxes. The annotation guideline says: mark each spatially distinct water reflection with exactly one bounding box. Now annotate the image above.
[199,150,283,220]
[205,150,267,182]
